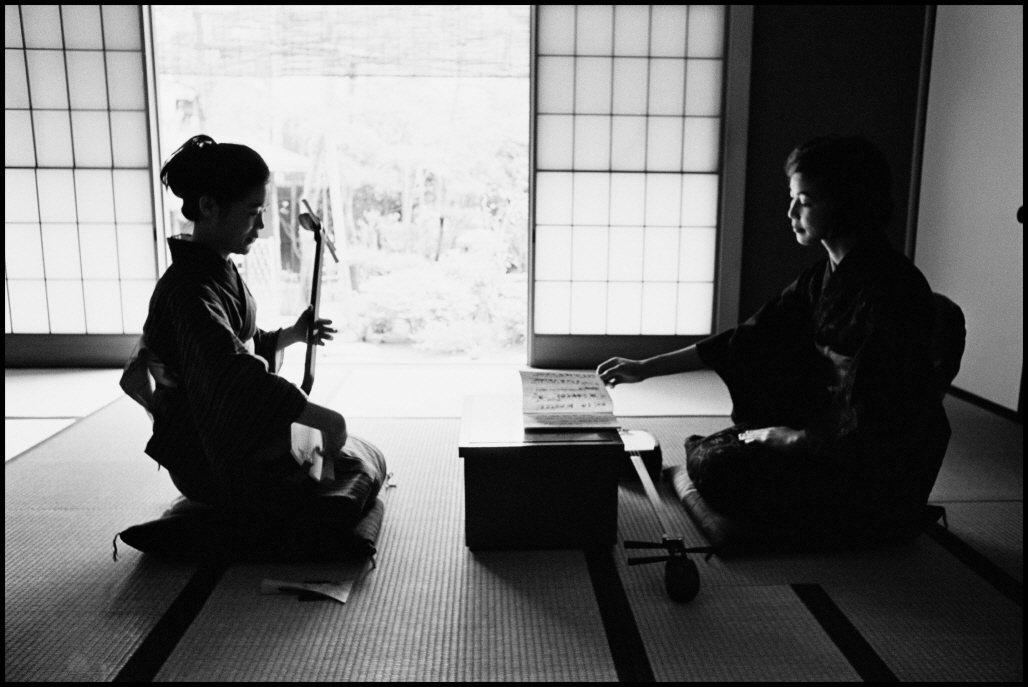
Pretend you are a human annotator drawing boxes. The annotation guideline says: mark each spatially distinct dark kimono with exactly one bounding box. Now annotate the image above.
[139,236,311,507]
[688,232,950,548]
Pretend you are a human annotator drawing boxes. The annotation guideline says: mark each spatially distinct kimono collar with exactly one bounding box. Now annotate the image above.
[167,235,236,278]
[828,231,891,279]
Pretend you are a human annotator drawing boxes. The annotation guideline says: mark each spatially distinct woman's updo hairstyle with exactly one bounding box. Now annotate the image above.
[160,135,270,222]
[784,135,894,233]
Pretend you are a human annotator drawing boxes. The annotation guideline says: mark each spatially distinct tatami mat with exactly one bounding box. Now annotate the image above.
[932,500,1023,583]
[930,395,1024,501]
[5,374,1021,682]
[5,418,75,462]
[155,419,617,682]
[616,415,1023,682]
[5,398,195,682]
[829,580,1023,682]
[4,368,123,418]
[616,478,860,681]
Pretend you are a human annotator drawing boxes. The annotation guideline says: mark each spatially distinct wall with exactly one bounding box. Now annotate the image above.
[914,5,1023,411]
[738,5,927,319]
[4,5,155,340]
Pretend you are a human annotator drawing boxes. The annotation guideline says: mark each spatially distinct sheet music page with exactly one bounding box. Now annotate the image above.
[519,370,615,427]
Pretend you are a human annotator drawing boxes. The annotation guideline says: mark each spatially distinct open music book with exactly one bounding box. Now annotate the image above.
[520,370,620,431]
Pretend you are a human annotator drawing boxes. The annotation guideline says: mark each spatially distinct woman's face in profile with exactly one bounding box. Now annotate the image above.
[200,184,267,256]
[787,173,835,246]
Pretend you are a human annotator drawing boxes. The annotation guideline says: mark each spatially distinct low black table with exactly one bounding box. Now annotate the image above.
[458,395,623,550]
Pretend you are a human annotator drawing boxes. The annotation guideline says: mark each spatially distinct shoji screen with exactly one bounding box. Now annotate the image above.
[531,5,748,367]
[5,5,154,347]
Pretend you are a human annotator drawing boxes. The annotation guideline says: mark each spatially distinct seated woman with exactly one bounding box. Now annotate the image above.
[598,135,950,550]
[131,135,384,519]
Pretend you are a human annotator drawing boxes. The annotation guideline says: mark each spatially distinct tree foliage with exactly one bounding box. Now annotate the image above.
[154,6,530,356]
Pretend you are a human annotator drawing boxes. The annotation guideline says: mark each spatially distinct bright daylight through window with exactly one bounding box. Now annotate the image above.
[151,6,530,363]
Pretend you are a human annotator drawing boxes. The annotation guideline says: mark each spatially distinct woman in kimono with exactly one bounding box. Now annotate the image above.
[132,135,384,517]
[598,135,949,549]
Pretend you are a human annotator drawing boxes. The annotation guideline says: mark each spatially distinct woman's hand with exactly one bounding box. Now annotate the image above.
[597,357,647,387]
[288,306,336,348]
[738,427,808,453]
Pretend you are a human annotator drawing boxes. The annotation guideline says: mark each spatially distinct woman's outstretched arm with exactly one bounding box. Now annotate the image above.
[597,344,708,387]
[295,400,347,458]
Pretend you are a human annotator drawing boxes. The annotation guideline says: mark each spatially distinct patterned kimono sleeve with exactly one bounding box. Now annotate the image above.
[695,268,825,427]
[252,327,286,373]
[169,285,308,471]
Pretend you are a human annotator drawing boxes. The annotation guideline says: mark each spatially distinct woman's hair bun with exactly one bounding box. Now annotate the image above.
[160,135,269,222]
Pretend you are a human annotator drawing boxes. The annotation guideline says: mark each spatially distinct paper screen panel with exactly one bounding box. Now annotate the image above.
[647,116,684,172]
[534,280,571,334]
[78,224,120,279]
[537,5,575,55]
[537,56,574,114]
[120,280,154,334]
[607,226,645,281]
[6,170,40,222]
[26,49,68,109]
[573,115,611,170]
[71,111,113,167]
[7,280,50,333]
[61,5,104,50]
[66,51,108,110]
[606,281,642,334]
[101,5,143,50]
[575,5,613,56]
[650,6,688,58]
[643,226,679,282]
[572,172,610,225]
[45,279,87,333]
[640,282,676,335]
[75,170,116,222]
[536,115,573,170]
[36,170,78,223]
[570,281,607,334]
[530,5,727,338]
[609,173,646,225]
[83,279,123,333]
[687,6,726,58]
[6,110,35,166]
[535,172,573,225]
[614,6,649,56]
[117,224,157,280]
[535,225,573,281]
[40,224,82,279]
[5,224,45,279]
[648,59,686,116]
[685,59,723,116]
[574,57,612,114]
[571,225,608,281]
[676,282,714,335]
[610,116,647,170]
[21,6,63,49]
[6,49,31,108]
[32,110,74,167]
[644,173,682,227]
[682,117,720,172]
[110,112,149,167]
[6,6,23,49]
[105,52,146,110]
[5,5,153,336]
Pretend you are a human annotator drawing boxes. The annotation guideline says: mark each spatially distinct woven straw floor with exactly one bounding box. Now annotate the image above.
[5,380,1022,682]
